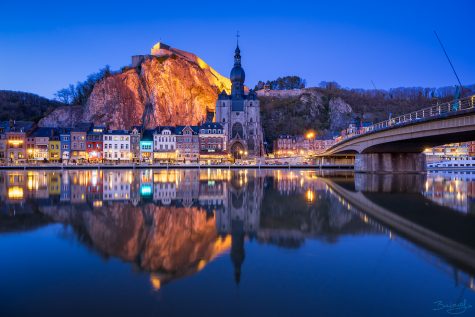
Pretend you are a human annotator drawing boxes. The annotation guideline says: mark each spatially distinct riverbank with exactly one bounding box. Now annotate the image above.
[0,164,354,170]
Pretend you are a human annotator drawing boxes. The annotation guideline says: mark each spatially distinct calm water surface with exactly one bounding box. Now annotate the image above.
[0,169,474,317]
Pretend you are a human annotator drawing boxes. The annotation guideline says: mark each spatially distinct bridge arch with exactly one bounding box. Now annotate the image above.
[325,111,475,156]
[321,104,475,172]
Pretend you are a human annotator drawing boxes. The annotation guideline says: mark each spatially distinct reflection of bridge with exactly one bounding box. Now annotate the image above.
[320,95,475,172]
[321,175,475,274]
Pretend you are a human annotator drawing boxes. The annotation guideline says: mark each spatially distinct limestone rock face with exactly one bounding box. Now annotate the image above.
[40,47,231,129]
[329,97,353,132]
[257,88,354,138]
[37,106,84,128]
[83,70,145,129]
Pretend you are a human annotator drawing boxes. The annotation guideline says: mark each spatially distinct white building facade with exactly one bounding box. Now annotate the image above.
[153,126,177,162]
[103,130,131,161]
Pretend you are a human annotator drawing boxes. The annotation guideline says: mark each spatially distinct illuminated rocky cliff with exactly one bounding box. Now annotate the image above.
[39,43,231,129]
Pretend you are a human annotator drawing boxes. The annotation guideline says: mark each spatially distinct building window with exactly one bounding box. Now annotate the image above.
[231,123,244,138]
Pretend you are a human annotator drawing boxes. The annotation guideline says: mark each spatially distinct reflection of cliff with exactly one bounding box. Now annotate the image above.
[0,169,381,289]
[40,202,231,287]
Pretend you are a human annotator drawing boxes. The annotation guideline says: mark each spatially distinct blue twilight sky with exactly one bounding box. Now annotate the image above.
[0,0,474,99]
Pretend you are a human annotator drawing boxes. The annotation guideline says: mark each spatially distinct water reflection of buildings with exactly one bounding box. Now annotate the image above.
[425,172,475,214]
[0,169,243,211]
[103,170,130,201]
[0,169,474,292]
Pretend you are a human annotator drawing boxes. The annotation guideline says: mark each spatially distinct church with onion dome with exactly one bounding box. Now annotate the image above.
[215,42,264,159]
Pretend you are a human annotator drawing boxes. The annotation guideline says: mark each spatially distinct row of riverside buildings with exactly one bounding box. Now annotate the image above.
[0,42,266,164]
[0,120,231,164]
[273,135,336,157]
[274,118,375,157]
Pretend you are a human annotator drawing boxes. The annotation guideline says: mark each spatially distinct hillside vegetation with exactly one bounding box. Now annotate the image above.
[0,90,65,122]
[259,82,475,144]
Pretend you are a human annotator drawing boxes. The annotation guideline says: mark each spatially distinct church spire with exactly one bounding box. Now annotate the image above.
[234,31,241,67]
[230,32,245,97]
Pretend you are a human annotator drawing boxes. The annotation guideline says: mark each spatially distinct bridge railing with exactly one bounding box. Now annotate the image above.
[334,94,475,145]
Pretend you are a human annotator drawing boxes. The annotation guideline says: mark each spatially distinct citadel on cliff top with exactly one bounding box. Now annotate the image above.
[131,42,230,90]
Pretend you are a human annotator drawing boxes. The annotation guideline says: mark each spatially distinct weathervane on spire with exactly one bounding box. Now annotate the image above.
[236,30,240,46]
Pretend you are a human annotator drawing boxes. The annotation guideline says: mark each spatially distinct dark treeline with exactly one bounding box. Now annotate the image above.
[322,81,475,121]
[254,76,306,91]
[55,66,114,105]
[0,90,65,122]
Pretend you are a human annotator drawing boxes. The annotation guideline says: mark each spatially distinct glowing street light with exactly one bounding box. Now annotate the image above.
[306,131,316,139]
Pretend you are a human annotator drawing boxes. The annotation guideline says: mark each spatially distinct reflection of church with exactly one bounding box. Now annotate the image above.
[215,42,264,159]
[215,171,264,283]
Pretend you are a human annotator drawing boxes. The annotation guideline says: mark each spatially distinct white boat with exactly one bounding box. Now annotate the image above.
[427,157,475,170]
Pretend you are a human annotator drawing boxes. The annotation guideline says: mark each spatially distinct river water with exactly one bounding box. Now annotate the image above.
[0,169,474,317]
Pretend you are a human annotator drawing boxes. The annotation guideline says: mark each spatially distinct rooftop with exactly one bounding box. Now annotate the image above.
[154,126,176,134]
[104,130,130,135]
[141,129,155,141]
[175,126,199,135]
[199,122,224,130]
[29,127,57,138]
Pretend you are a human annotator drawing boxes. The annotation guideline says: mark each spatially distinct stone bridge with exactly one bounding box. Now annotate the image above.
[321,95,475,173]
